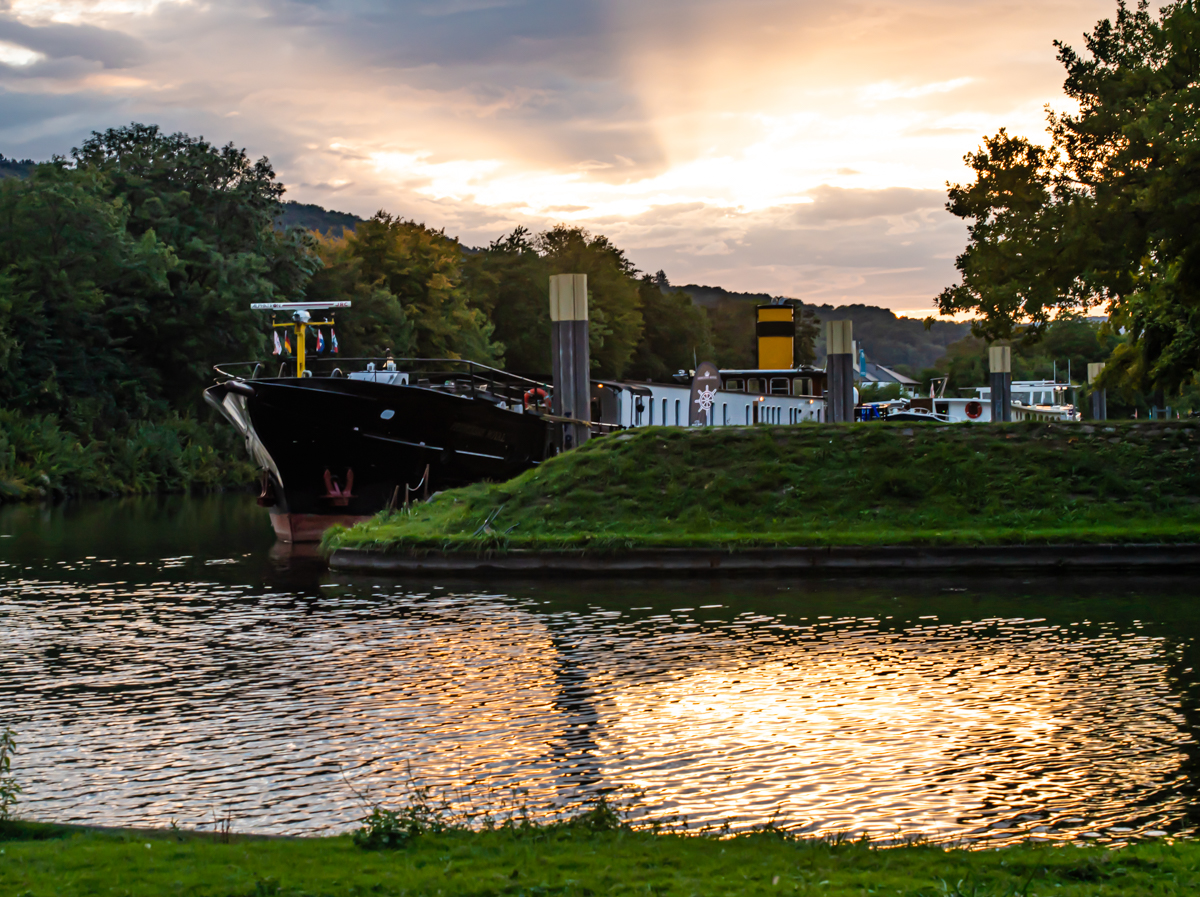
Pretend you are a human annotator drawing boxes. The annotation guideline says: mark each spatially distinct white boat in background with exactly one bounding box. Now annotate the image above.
[971,380,1081,423]
[859,379,1081,424]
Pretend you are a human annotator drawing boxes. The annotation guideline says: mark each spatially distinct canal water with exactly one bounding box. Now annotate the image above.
[2,495,1199,844]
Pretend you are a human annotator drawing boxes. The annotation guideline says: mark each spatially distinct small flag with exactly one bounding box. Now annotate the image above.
[273,330,282,356]
[283,332,292,356]
[316,328,325,353]
[331,327,339,354]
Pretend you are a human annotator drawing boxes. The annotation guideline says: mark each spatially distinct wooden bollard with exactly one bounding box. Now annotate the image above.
[989,346,1012,422]
[1088,362,1107,421]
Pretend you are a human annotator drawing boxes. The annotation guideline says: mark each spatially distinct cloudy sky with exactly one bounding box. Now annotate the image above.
[0,0,1116,315]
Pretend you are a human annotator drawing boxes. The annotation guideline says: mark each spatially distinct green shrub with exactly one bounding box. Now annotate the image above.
[0,727,20,821]
[0,409,254,502]
[351,807,424,850]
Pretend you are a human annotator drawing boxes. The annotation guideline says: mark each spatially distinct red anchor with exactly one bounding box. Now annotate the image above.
[322,468,354,506]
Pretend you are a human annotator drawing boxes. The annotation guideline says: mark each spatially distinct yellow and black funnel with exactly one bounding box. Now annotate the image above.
[756,305,794,369]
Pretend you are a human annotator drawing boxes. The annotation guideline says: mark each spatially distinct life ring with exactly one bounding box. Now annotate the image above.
[965,400,983,420]
[523,387,548,410]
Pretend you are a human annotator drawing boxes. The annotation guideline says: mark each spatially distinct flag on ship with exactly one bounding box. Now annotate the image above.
[316,328,325,353]
[272,330,282,355]
[283,332,292,356]
[331,328,339,354]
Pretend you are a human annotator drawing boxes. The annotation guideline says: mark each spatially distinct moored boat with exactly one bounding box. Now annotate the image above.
[205,359,557,541]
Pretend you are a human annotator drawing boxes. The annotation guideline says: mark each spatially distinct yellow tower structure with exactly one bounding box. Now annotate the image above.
[756,305,795,370]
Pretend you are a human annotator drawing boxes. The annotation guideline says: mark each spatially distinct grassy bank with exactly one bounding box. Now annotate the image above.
[2,818,1198,896]
[0,409,256,502]
[325,420,1200,553]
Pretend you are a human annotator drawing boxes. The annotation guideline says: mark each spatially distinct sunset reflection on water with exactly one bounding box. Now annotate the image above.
[1,498,1198,842]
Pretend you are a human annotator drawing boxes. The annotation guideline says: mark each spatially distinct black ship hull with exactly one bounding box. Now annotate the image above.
[205,376,553,541]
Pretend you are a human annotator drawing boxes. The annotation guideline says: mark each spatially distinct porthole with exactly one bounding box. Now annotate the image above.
[380,409,395,420]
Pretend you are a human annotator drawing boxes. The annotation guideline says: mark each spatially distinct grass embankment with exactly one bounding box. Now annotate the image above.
[325,420,1200,553]
[3,819,1199,896]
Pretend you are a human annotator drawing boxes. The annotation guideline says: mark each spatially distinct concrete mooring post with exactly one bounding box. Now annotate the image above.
[1088,362,1107,421]
[989,346,1012,422]
[549,273,590,449]
[826,320,854,423]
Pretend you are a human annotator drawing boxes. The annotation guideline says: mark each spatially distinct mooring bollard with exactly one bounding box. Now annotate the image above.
[826,320,854,423]
[1088,362,1107,421]
[989,345,1012,422]
[549,274,590,448]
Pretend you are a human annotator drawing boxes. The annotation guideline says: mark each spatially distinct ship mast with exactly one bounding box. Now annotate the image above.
[250,301,351,377]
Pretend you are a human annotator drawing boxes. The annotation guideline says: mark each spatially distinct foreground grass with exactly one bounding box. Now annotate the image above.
[326,420,1200,553]
[2,820,1198,896]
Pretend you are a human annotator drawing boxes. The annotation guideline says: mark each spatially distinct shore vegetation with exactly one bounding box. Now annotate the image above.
[324,419,1200,554]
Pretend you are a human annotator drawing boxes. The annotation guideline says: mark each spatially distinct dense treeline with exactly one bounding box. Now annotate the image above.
[0,124,318,500]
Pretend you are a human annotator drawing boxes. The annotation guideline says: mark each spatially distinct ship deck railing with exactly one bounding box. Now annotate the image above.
[212,358,554,412]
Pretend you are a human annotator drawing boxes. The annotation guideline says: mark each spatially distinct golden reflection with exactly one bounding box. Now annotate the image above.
[592,627,1183,838]
[4,564,1192,842]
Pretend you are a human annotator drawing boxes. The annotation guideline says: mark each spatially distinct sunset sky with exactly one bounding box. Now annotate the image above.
[0,0,1117,316]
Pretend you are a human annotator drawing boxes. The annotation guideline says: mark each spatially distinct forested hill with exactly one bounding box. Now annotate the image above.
[0,155,34,179]
[680,283,971,371]
[276,201,362,237]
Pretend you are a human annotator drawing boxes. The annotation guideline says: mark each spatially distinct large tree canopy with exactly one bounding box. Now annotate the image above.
[938,1,1200,392]
[0,123,313,498]
[71,123,319,407]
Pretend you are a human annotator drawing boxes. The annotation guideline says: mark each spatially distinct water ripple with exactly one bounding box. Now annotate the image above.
[2,497,1200,844]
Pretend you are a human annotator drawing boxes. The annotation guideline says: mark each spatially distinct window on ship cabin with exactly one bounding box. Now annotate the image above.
[770,378,789,395]
[747,378,763,394]
[663,398,668,423]
[675,399,681,425]
[722,403,728,426]
[725,379,744,392]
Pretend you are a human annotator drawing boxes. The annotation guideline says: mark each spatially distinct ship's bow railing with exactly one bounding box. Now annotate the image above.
[212,357,554,411]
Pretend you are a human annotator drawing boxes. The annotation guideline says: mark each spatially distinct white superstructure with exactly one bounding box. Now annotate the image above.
[596,374,827,429]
